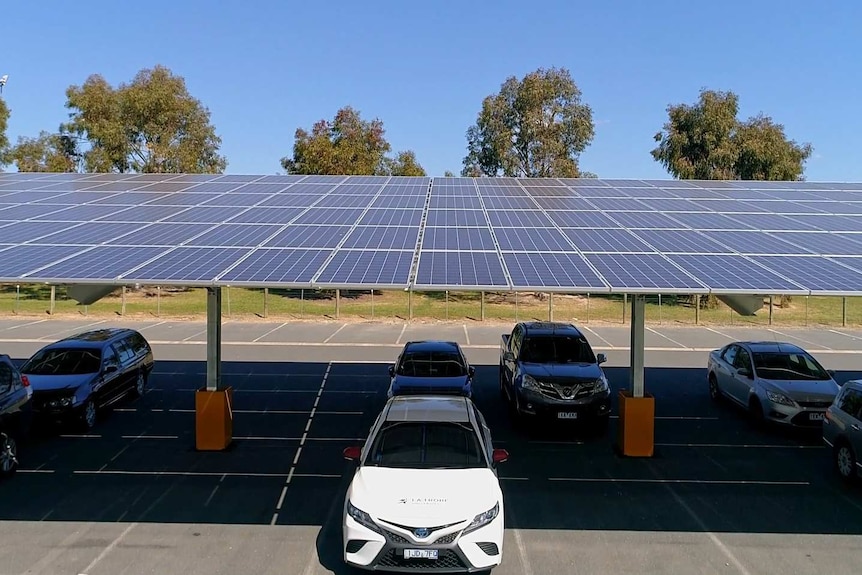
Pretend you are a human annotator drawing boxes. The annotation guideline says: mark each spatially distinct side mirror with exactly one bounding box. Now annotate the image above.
[388,365,395,378]
[343,446,362,461]
[736,368,752,379]
[502,351,515,363]
[596,353,607,364]
[492,448,509,464]
[103,365,118,374]
[468,366,475,378]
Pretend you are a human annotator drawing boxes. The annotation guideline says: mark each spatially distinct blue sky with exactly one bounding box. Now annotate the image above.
[3,0,860,180]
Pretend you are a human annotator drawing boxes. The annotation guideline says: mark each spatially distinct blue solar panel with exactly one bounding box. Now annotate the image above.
[122,247,252,282]
[797,201,862,215]
[316,250,414,286]
[585,253,706,291]
[632,198,708,212]
[332,184,385,195]
[563,228,652,252]
[749,256,862,292]
[28,246,169,280]
[425,210,487,227]
[32,222,142,245]
[687,199,769,213]
[487,210,554,227]
[227,207,304,225]
[34,191,121,205]
[145,192,224,206]
[701,231,813,255]
[1,191,69,203]
[201,193,269,207]
[430,195,482,209]
[258,193,320,207]
[668,212,757,230]
[421,227,496,250]
[262,225,351,248]
[724,213,824,231]
[312,194,376,209]
[495,227,573,251]
[34,204,139,222]
[371,195,426,209]
[632,229,730,254]
[547,211,620,228]
[0,245,91,278]
[0,204,75,220]
[665,187,735,199]
[586,197,651,211]
[532,197,597,210]
[503,252,606,290]
[787,215,862,232]
[601,211,683,229]
[343,226,419,249]
[184,182,248,193]
[481,196,540,210]
[256,175,308,184]
[162,206,244,224]
[415,251,508,287]
[105,223,213,246]
[378,183,429,196]
[134,182,201,194]
[667,255,806,292]
[0,221,77,243]
[219,248,330,284]
[565,186,630,198]
[89,192,170,205]
[212,175,266,183]
[73,204,174,223]
[292,208,365,225]
[476,186,527,197]
[359,209,424,226]
[184,224,281,247]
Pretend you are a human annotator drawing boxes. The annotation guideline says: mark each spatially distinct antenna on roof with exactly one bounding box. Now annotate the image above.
[0,75,8,93]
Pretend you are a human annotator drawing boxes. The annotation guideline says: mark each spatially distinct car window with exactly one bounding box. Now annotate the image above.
[103,347,121,371]
[721,345,738,365]
[115,339,136,363]
[838,389,862,420]
[130,333,149,354]
[751,351,830,380]
[0,363,14,394]
[520,335,596,364]
[22,348,101,375]
[366,421,485,469]
[734,348,752,372]
[397,350,467,377]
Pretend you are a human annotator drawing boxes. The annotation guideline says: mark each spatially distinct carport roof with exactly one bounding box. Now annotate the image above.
[2,172,862,295]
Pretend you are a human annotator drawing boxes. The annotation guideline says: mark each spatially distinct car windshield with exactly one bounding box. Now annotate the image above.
[22,348,101,376]
[520,335,596,364]
[366,421,485,469]
[397,350,467,377]
[751,351,831,381]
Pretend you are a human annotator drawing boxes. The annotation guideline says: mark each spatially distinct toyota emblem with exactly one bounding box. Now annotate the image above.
[414,527,430,538]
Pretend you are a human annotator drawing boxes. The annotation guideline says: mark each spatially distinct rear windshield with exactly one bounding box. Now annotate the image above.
[397,350,467,377]
[752,352,831,381]
[521,335,596,364]
[22,348,101,376]
[366,421,485,469]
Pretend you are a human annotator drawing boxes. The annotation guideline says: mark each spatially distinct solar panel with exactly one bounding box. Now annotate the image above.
[0,245,91,279]
[134,182,201,193]
[219,248,330,284]
[531,197,596,210]
[146,192,225,206]
[227,207,304,225]
[105,223,214,246]
[701,231,814,255]
[262,225,351,248]
[26,246,170,280]
[292,207,365,225]
[548,211,621,228]
[311,194,376,209]
[359,209,424,226]
[632,229,731,254]
[425,210,487,227]
[202,193,270,207]
[503,252,606,290]
[787,215,862,232]
[34,191,123,205]
[184,183,244,193]
[34,204,139,222]
[667,212,758,230]
[495,227,574,251]
[0,204,75,221]
[0,221,78,243]
[429,196,482,209]
[122,247,252,282]
[584,253,707,291]
[686,199,769,213]
[79,204,178,223]
[586,197,652,211]
[563,228,653,252]
[258,193,320,207]
[31,222,143,245]
[602,211,683,229]
[487,210,554,227]
[749,256,862,293]
[371,195,426,209]
[183,224,281,247]
[316,250,414,287]
[89,192,170,205]
[342,226,419,249]
[481,196,540,210]
[667,254,806,292]
[162,206,244,224]
[724,213,824,231]
[796,201,862,215]
[421,227,496,250]
[415,251,508,288]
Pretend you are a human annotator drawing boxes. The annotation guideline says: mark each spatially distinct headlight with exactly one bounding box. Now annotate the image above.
[347,500,382,534]
[765,390,795,406]
[595,374,609,392]
[521,375,540,391]
[463,502,499,535]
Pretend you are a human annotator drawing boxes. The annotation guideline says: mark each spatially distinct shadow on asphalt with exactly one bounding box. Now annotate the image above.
[2,361,862,544]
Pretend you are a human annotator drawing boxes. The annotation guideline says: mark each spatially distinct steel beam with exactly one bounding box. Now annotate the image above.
[630,294,645,397]
[206,287,223,391]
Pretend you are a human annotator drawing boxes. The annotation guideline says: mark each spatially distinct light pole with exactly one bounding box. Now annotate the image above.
[0,75,8,93]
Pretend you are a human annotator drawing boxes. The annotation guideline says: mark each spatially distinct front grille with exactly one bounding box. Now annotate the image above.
[477,542,499,556]
[377,549,467,570]
[345,540,367,553]
[384,529,410,544]
[434,531,460,544]
[535,380,597,400]
[797,400,832,408]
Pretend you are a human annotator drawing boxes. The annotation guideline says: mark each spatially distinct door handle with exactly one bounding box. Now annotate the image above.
[852,424,860,431]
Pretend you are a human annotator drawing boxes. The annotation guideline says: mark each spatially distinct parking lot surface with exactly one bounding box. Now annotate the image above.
[1,319,862,575]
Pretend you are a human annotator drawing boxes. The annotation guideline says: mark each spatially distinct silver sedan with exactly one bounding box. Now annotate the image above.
[707,341,840,427]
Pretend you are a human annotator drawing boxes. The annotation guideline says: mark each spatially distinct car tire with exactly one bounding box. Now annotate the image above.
[834,440,858,484]
[708,374,722,402]
[0,432,18,477]
[132,371,146,398]
[80,399,97,431]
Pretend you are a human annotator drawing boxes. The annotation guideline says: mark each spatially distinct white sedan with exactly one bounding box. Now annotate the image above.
[342,395,508,573]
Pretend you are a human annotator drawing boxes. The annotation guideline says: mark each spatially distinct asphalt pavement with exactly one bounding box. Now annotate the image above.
[1,318,862,575]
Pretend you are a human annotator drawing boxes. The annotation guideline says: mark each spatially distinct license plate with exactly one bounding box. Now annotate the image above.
[404,549,438,560]
[557,412,578,419]
[809,412,824,421]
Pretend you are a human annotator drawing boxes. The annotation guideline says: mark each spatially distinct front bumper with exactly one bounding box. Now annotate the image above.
[761,397,828,427]
[515,388,611,422]
[343,512,503,572]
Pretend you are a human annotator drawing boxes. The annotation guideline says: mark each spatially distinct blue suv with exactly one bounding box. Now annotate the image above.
[387,340,475,398]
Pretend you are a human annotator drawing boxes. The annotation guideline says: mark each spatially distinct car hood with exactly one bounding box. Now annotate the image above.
[25,373,95,392]
[521,362,602,383]
[760,377,840,401]
[348,467,500,526]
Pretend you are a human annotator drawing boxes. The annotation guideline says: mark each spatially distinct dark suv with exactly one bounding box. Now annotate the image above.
[0,354,32,477]
[22,328,154,430]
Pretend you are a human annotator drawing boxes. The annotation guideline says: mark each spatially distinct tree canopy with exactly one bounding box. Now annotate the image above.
[462,67,595,178]
[0,98,10,167]
[9,131,80,172]
[281,106,425,176]
[651,89,813,180]
[62,65,227,173]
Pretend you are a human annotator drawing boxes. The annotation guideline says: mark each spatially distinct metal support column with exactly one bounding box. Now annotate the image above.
[630,295,645,398]
[335,289,341,319]
[121,286,127,316]
[695,294,700,325]
[548,293,554,322]
[480,291,485,321]
[49,285,56,315]
[263,288,269,318]
[408,290,413,320]
[769,295,773,325]
[622,294,627,324]
[843,297,848,327]
[206,287,223,392]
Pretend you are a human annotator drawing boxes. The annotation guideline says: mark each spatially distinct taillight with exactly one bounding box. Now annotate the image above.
[21,375,30,387]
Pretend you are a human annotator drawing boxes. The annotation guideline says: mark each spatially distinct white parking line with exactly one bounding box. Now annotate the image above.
[766,328,831,349]
[701,325,735,340]
[579,326,615,348]
[136,320,168,331]
[646,326,689,349]
[463,325,470,345]
[253,322,287,342]
[828,329,862,341]
[204,474,227,507]
[395,324,407,344]
[39,319,107,340]
[549,477,809,485]
[78,522,137,575]
[656,442,824,449]
[323,324,348,344]
[3,318,48,330]
[182,329,207,342]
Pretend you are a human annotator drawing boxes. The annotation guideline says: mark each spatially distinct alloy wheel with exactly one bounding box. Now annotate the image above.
[836,445,855,479]
[0,434,17,475]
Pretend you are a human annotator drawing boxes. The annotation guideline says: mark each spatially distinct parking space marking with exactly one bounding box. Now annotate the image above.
[463,324,470,345]
[39,319,107,341]
[182,329,207,342]
[656,442,823,449]
[549,477,809,485]
[120,434,180,439]
[579,326,615,348]
[136,320,168,331]
[395,324,407,344]
[646,326,689,349]
[828,329,862,341]
[58,434,102,438]
[18,468,56,473]
[701,325,735,340]
[253,322,288,342]
[78,522,138,575]
[609,415,719,421]
[766,328,831,349]
[323,323,348,343]
[271,361,332,525]
[74,469,291,477]
[3,318,48,330]
[116,407,362,415]
[204,473,227,507]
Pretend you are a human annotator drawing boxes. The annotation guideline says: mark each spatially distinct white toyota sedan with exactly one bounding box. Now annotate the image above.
[342,395,508,573]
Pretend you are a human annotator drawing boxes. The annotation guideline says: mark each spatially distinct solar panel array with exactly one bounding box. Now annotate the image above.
[3,172,862,295]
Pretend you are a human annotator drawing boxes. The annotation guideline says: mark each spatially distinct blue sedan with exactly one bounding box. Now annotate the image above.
[387,341,475,398]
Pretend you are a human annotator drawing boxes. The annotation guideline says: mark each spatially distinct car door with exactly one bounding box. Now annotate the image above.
[0,364,15,429]
[730,346,755,404]
[714,345,739,399]
[838,388,862,465]
[97,346,124,407]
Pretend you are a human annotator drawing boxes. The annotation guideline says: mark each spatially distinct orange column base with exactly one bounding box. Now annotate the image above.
[617,390,655,457]
[195,387,233,451]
